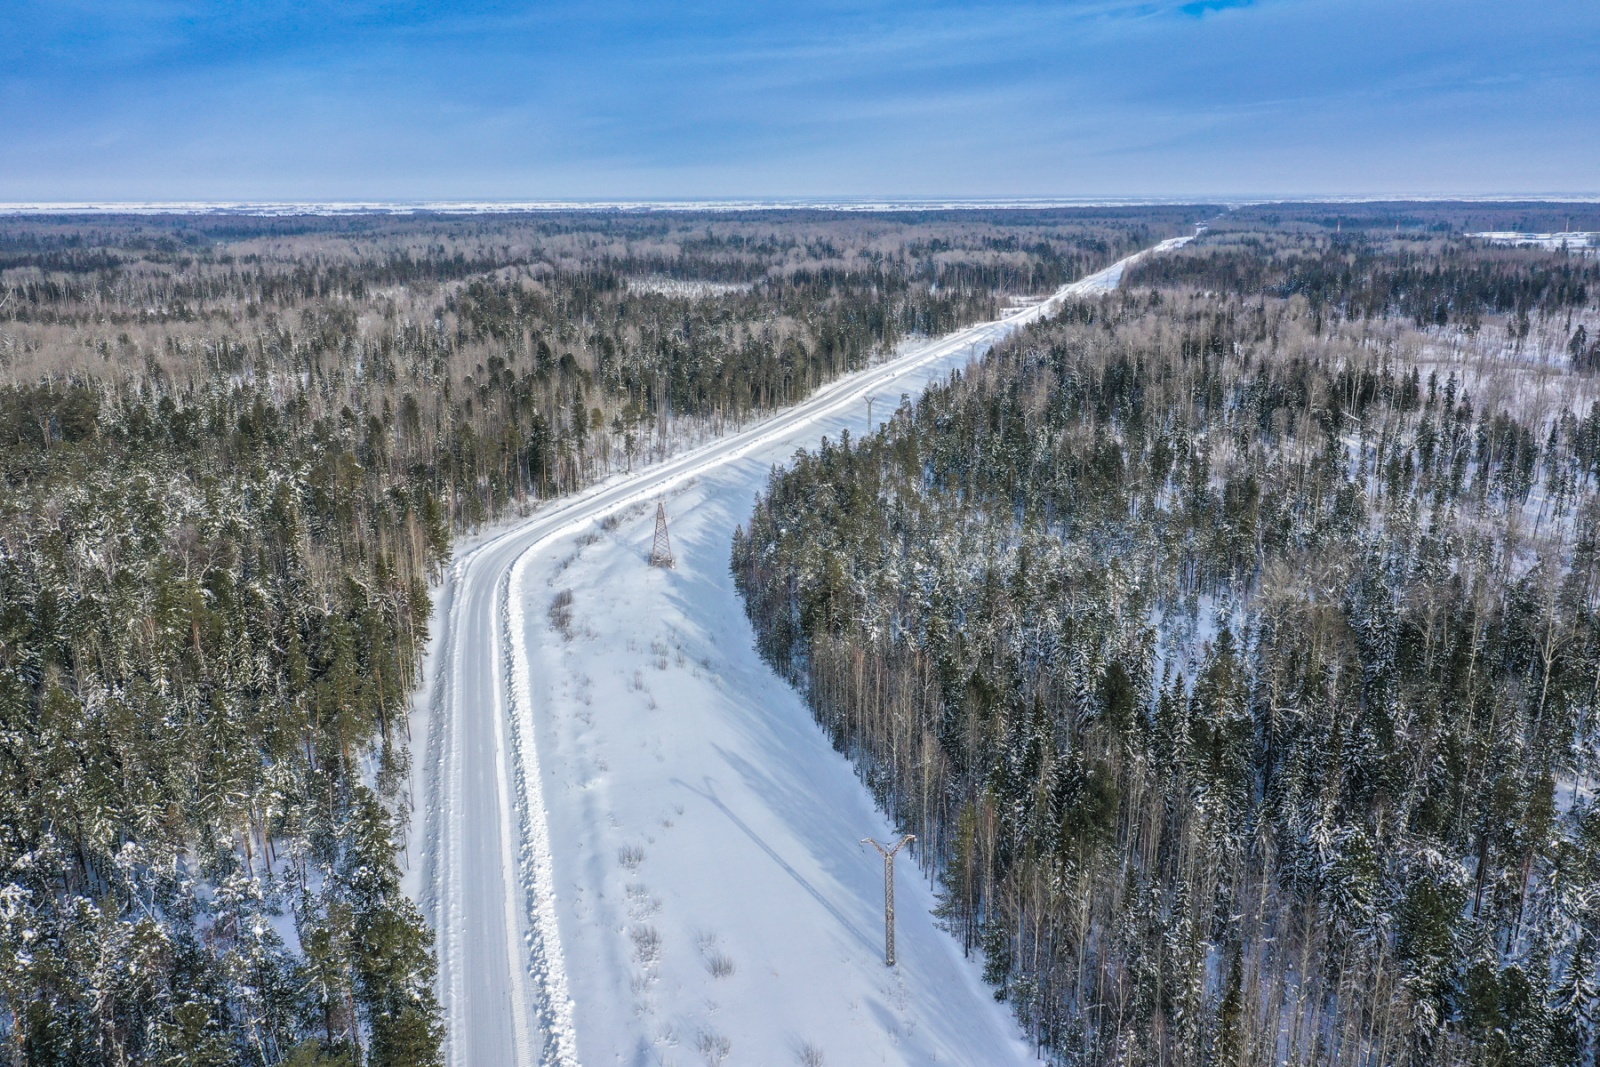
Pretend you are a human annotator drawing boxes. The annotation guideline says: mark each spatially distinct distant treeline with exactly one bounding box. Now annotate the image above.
[1126,234,1600,335]
[1220,202,1600,236]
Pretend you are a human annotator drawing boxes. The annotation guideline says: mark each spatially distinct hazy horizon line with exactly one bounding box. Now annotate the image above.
[4,194,1600,218]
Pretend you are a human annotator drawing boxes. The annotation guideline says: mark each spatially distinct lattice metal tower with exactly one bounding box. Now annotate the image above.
[862,835,915,966]
[649,501,675,568]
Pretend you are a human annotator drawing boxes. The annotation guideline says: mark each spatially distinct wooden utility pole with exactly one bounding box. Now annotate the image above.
[649,501,675,568]
[862,835,914,966]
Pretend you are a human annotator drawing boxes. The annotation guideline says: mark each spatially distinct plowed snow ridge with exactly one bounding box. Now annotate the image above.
[409,237,1191,1067]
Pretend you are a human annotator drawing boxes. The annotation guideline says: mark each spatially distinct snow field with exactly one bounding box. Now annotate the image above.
[525,473,1038,1066]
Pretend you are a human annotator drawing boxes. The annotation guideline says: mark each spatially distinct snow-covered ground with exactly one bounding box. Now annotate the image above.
[1471,230,1600,252]
[404,238,1190,1067]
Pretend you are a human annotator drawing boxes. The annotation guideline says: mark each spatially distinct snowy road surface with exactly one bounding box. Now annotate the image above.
[407,237,1191,1066]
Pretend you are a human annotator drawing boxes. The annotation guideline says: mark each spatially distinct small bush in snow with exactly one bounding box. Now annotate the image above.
[697,1030,731,1066]
[548,589,574,638]
[630,924,662,965]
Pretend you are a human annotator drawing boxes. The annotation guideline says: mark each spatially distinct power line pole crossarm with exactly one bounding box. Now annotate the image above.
[861,835,915,967]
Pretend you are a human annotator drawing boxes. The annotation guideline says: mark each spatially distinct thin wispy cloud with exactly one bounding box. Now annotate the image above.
[1,0,1595,199]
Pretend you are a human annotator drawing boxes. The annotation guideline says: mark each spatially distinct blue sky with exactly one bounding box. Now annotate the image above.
[2,0,1597,201]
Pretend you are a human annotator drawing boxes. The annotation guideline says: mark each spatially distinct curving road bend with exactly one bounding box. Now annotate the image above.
[407,236,1192,1067]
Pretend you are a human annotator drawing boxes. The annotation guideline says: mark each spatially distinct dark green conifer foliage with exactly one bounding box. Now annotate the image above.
[735,229,1600,1064]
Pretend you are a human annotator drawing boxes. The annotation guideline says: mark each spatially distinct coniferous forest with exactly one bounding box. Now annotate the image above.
[0,208,1187,1064]
[735,213,1600,1065]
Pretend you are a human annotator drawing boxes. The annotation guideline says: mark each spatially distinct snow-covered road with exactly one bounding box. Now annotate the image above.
[408,237,1191,1067]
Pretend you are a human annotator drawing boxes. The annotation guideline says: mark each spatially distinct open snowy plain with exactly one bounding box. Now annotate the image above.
[404,237,1191,1067]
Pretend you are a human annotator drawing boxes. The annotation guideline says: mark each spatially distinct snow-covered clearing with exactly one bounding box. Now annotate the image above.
[1471,230,1600,253]
[625,276,754,299]
[404,238,1190,1067]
